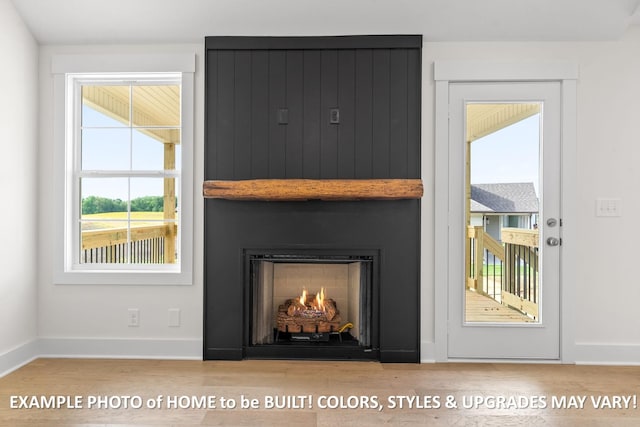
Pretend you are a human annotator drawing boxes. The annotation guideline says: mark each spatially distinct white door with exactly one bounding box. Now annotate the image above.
[448,82,561,359]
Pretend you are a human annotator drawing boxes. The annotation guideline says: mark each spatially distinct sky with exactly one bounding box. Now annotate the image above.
[470,113,540,195]
[81,105,181,202]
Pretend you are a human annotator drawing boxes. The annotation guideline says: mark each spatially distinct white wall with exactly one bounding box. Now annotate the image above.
[32,26,640,363]
[36,44,204,358]
[0,0,39,374]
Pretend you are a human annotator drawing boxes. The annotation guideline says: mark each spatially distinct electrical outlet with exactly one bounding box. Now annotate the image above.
[128,308,140,327]
[168,308,181,327]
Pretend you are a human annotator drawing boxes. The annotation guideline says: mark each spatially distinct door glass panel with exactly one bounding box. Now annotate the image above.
[465,103,541,323]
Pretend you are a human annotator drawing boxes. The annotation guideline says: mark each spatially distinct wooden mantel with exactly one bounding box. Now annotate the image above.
[203,179,423,201]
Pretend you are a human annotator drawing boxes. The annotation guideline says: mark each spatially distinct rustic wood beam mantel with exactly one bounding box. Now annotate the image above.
[203,179,423,201]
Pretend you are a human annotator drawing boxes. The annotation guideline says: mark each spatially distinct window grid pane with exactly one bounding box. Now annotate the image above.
[77,79,181,266]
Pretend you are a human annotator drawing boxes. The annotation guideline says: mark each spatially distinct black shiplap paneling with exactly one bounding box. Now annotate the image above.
[205,50,218,179]
[206,46,420,180]
[389,49,409,178]
[302,50,321,178]
[407,48,421,178]
[205,37,421,181]
[268,51,287,178]
[286,51,304,177]
[320,50,339,178]
[354,49,373,179]
[337,50,356,178]
[216,51,235,179]
[371,49,391,178]
[250,51,269,178]
[234,51,252,178]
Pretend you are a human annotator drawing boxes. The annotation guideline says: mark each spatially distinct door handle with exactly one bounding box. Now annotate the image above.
[546,237,560,247]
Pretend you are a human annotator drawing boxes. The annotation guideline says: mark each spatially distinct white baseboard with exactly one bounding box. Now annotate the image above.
[575,343,640,365]
[39,337,203,360]
[4,340,639,376]
[0,339,40,377]
[422,341,640,365]
[1,338,202,377]
[420,341,436,363]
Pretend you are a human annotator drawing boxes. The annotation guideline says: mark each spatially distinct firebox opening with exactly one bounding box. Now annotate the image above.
[247,253,377,359]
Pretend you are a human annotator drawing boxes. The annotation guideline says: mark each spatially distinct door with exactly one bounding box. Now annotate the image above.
[448,82,561,359]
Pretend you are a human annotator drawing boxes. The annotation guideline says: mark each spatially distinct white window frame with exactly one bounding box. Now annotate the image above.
[52,54,195,285]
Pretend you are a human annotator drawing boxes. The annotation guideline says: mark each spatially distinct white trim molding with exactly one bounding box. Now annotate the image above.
[0,340,40,378]
[52,53,196,74]
[575,344,640,366]
[434,60,579,82]
[51,53,195,285]
[433,60,578,363]
[39,338,202,360]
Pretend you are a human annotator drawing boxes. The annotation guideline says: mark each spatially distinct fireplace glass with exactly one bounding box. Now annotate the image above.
[249,254,374,350]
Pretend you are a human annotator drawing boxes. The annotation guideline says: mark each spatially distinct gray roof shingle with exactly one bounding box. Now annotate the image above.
[470,183,538,214]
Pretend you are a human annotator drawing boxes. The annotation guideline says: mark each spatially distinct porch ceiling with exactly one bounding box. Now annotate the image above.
[82,85,180,144]
[466,103,540,142]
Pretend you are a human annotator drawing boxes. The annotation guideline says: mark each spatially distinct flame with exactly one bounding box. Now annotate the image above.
[312,287,326,312]
[297,287,327,313]
[299,289,307,306]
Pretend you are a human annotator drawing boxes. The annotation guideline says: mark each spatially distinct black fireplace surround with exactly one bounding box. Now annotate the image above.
[203,35,422,363]
[204,199,420,362]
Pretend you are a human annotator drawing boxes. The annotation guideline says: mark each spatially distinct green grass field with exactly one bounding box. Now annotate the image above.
[481,264,536,277]
[483,264,503,276]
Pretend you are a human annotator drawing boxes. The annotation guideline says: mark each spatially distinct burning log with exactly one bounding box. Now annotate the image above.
[277,289,342,334]
[286,300,306,317]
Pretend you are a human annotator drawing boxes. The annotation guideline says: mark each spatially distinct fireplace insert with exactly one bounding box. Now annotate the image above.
[246,251,378,360]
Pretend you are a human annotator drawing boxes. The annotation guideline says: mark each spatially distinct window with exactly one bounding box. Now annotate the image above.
[74,75,182,267]
[53,54,194,285]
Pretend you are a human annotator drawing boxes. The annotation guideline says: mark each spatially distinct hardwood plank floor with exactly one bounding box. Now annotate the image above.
[1,358,639,426]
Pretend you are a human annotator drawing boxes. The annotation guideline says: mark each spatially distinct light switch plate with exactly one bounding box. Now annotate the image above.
[596,198,621,217]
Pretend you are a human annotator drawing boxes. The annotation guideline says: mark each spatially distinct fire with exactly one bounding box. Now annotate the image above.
[313,287,326,312]
[284,286,337,325]
[297,287,327,313]
[299,289,307,306]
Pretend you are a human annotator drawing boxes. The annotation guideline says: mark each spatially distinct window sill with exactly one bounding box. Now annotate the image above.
[53,269,193,286]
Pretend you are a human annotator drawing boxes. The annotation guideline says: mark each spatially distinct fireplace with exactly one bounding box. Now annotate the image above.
[203,35,422,362]
[246,251,378,359]
[204,199,420,362]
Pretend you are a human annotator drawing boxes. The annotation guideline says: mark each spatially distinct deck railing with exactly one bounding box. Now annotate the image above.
[467,226,539,319]
[467,226,504,300]
[81,223,177,264]
[501,227,539,320]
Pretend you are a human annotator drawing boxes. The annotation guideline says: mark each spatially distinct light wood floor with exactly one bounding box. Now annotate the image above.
[1,358,640,426]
